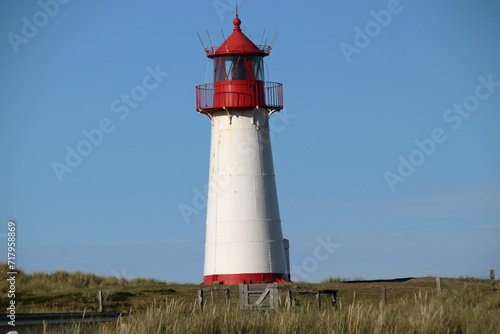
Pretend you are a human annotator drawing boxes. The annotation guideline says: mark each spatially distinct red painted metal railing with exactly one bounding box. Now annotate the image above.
[196,81,283,112]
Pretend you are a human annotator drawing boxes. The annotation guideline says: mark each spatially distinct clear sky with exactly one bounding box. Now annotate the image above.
[1,0,499,283]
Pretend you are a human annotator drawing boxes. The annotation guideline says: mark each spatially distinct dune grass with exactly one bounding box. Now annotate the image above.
[71,290,500,334]
[0,264,499,333]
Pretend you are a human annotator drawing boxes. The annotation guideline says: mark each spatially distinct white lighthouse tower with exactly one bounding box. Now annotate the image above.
[196,13,289,285]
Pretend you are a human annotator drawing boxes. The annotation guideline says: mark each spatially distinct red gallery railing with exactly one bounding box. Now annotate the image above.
[196,81,283,112]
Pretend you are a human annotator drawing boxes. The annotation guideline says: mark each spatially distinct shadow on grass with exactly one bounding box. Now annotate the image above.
[343,277,416,283]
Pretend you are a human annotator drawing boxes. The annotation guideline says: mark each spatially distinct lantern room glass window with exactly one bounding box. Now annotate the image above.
[214,56,264,82]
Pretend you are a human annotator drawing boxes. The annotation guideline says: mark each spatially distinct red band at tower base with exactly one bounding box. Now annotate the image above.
[203,272,289,285]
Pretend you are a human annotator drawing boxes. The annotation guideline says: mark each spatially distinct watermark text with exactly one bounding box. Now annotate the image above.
[6,221,17,327]
[384,73,500,192]
[7,0,71,54]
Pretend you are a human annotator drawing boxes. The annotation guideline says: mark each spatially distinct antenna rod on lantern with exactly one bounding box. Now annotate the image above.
[206,31,215,51]
[196,32,208,54]
[259,28,266,48]
[271,29,279,49]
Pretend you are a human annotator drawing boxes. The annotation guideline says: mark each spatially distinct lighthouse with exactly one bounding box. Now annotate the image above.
[196,13,289,285]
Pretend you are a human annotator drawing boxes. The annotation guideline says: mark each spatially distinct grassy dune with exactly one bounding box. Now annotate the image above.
[1,264,499,333]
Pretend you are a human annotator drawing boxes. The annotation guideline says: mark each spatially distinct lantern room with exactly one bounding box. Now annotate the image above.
[196,14,283,113]
[213,56,264,82]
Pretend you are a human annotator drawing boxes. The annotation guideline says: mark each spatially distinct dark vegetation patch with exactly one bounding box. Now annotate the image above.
[108,291,135,302]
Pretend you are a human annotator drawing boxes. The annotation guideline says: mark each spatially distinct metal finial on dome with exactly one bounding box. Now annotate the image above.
[233,3,241,31]
[233,15,241,31]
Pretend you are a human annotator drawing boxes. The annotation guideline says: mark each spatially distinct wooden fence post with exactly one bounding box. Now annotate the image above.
[198,289,204,311]
[381,286,387,306]
[331,291,337,310]
[239,284,247,308]
[97,291,103,312]
[316,292,321,309]
[285,290,292,310]
[435,277,441,294]
[490,269,496,291]
[269,284,279,310]
[224,288,230,308]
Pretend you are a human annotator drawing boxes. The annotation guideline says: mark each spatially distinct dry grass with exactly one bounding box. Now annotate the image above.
[0,264,499,333]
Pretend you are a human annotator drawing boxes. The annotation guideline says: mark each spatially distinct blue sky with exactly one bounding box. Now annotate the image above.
[1,0,499,283]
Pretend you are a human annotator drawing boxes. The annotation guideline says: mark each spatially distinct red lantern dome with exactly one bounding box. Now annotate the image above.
[196,14,283,112]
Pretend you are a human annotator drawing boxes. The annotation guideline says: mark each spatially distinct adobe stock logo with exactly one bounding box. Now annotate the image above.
[290,235,340,282]
[51,65,169,182]
[111,267,136,281]
[7,0,71,54]
[178,108,296,224]
[384,73,500,192]
[339,0,412,64]
[213,0,242,21]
